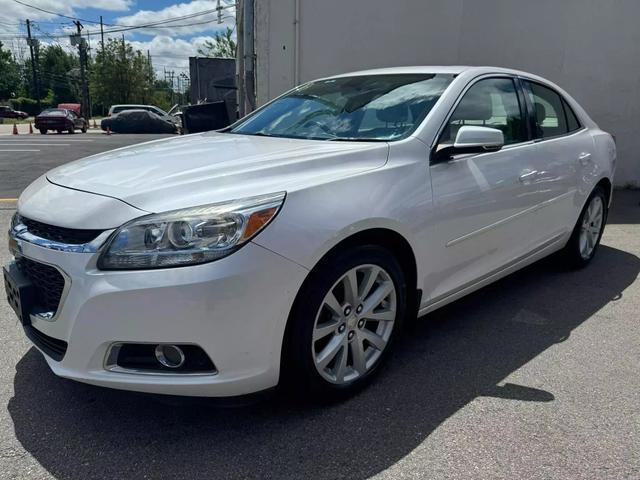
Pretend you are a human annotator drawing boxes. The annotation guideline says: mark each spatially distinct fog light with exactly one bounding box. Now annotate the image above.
[154,344,185,368]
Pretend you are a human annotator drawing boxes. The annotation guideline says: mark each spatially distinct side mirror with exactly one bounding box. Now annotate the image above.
[433,126,505,163]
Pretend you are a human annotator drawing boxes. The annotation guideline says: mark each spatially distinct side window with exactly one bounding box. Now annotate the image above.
[563,99,581,132]
[525,81,568,139]
[440,78,526,145]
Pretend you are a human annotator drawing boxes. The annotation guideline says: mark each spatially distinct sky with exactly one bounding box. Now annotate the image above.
[0,0,236,78]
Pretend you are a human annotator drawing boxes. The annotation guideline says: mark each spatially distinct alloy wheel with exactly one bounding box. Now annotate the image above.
[579,195,604,259]
[312,264,397,384]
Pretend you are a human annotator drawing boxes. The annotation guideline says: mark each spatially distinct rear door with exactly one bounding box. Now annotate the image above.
[427,76,545,301]
[521,80,592,238]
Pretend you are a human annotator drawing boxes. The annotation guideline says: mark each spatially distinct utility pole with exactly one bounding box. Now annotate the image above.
[121,34,126,102]
[243,0,255,112]
[100,16,104,52]
[236,0,245,117]
[147,50,152,81]
[74,20,90,118]
[25,19,41,111]
[169,70,175,105]
[217,0,222,24]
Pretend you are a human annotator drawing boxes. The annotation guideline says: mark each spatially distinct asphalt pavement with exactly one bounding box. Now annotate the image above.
[0,134,638,478]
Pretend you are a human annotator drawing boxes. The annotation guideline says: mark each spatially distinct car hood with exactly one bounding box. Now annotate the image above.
[46,132,389,213]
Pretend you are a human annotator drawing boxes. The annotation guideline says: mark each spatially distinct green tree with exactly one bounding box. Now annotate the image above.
[90,38,156,113]
[40,45,79,104]
[0,41,21,100]
[197,27,236,58]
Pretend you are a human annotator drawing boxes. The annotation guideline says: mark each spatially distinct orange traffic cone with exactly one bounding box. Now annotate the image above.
[12,123,18,135]
[105,126,111,135]
[28,122,33,134]
[92,119,97,128]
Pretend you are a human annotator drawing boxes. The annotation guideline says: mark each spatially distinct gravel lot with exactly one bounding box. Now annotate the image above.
[0,133,638,479]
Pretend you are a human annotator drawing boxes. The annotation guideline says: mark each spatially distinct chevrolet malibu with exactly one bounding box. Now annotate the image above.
[3,67,615,399]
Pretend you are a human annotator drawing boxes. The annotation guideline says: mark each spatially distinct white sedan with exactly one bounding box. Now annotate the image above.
[4,66,615,399]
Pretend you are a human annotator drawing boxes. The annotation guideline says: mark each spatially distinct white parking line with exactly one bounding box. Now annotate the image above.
[0,149,41,152]
[0,139,95,142]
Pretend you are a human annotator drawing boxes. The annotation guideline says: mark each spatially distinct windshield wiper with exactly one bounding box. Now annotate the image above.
[326,137,389,142]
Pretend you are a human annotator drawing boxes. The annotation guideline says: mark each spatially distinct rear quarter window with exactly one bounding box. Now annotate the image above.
[524,81,569,139]
[563,100,581,132]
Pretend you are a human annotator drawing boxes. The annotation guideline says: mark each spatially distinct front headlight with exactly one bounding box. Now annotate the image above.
[98,192,285,270]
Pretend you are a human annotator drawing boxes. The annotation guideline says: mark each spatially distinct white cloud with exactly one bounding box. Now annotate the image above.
[129,35,219,77]
[115,0,234,37]
[1,0,131,24]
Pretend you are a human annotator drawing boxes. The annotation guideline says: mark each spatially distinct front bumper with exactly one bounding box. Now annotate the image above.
[7,237,308,397]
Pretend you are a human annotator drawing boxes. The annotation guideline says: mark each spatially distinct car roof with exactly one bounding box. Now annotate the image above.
[324,65,551,81]
[112,104,159,108]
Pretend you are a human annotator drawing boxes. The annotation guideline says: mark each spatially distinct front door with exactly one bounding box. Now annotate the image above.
[426,76,543,302]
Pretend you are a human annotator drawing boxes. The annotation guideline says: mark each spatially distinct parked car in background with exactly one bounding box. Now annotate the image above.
[101,109,178,134]
[108,104,168,117]
[0,106,28,120]
[4,67,615,400]
[108,104,180,126]
[34,108,88,134]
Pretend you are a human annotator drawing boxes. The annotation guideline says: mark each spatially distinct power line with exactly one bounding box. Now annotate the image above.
[12,0,103,24]
[12,0,236,29]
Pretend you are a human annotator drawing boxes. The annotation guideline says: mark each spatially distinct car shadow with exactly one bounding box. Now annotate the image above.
[7,245,639,480]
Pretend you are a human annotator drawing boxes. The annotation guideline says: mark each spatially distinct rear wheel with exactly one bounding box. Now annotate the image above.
[68,127,75,134]
[39,129,47,135]
[561,186,608,268]
[283,245,406,400]
[81,125,87,133]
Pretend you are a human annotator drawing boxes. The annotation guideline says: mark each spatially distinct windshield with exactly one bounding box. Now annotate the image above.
[230,73,454,141]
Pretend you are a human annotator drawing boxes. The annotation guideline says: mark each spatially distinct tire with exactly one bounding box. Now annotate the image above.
[39,129,47,135]
[560,185,608,268]
[68,128,75,134]
[282,245,407,400]
[81,126,87,133]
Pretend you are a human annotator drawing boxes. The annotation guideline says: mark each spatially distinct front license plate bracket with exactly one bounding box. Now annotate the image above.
[3,263,36,326]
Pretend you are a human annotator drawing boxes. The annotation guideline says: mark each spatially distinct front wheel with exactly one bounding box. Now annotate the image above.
[561,186,608,268]
[283,245,407,400]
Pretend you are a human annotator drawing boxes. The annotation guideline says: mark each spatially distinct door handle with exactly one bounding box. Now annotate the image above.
[518,170,538,183]
[578,152,592,165]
